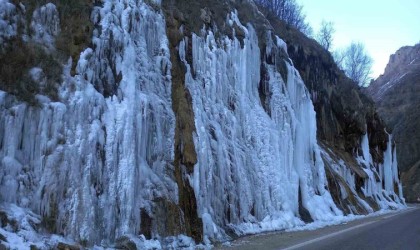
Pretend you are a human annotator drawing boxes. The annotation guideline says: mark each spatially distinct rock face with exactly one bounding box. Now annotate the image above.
[366,44,420,202]
[0,0,405,248]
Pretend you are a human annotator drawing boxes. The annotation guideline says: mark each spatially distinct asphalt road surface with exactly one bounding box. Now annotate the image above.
[218,204,420,250]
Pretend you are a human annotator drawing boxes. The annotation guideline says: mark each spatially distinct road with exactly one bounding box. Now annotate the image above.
[217,204,420,250]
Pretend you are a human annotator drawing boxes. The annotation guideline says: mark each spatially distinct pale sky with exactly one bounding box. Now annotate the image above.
[297,0,420,78]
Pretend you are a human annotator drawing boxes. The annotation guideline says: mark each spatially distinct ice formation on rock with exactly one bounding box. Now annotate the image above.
[0,0,18,46]
[358,133,404,209]
[179,12,341,238]
[31,3,60,48]
[323,131,405,215]
[1,0,176,245]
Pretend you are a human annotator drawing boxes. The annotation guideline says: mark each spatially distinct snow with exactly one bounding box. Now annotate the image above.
[0,204,209,250]
[375,73,408,101]
[0,203,78,250]
[230,211,305,235]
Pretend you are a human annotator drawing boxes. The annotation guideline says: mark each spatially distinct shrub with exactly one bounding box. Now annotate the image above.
[254,0,313,36]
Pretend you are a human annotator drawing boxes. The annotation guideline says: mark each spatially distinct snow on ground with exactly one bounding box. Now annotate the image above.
[0,203,77,250]
[0,201,407,249]
[0,202,215,250]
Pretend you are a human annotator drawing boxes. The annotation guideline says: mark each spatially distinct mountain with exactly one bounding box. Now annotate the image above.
[366,44,420,202]
[0,0,405,248]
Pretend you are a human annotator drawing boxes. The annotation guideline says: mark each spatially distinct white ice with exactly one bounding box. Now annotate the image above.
[179,11,342,240]
[30,3,60,49]
[0,0,18,45]
[1,0,176,245]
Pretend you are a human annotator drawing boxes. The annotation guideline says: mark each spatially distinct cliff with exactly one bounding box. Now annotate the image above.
[0,0,405,249]
[366,44,420,202]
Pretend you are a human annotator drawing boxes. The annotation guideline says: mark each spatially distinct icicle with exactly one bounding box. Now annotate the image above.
[0,0,176,244]
[356,132,405,208]
[360,133,372,166]
[179,12,341,239]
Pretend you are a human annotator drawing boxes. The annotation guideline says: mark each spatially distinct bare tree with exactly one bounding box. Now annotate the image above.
[332,48,346,67]
[336,42,373,86]
[316,20,335,51]
[255,0,312,36]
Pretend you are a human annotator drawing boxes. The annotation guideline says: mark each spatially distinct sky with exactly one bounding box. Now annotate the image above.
[297,0,420,78]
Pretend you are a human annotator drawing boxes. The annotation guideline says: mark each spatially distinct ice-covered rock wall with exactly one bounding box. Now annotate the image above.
[0,0,18,47]
[323,132,405,215]
[179,12,340,238]
[359,133,404,207]
[0,0,406,247]
[1,0,176,245]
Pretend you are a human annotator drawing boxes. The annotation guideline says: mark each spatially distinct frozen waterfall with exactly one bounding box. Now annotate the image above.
[179,12,341,238]
[1,0,176,244]
[359,133,404,209]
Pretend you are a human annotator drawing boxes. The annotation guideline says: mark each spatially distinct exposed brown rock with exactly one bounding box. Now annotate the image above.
[401,160,420,202]
[298,186,313,223]
[162,2,203,241]
[56,242,81,250]
[139,209,152,239]
[0,210,18,232]
[200,8,212,24]
[152,198,184,238]
[115,236,137,250]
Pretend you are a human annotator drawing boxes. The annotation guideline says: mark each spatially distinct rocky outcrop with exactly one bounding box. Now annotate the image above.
[366,44,420,202]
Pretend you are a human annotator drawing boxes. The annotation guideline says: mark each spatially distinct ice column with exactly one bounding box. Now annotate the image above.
[179,12,340,238]
[0,0,176,244]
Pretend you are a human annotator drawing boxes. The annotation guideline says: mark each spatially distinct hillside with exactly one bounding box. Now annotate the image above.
[366,44,420,202]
